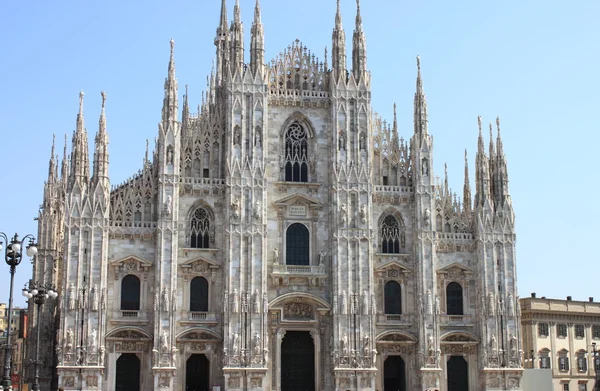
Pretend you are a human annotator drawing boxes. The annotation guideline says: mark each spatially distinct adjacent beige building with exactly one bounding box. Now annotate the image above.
[520,295,600,391]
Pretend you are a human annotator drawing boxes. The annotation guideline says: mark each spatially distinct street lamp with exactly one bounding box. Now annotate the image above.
[23,281,58,391]
[0,233,37,391]
[592,342,599,391]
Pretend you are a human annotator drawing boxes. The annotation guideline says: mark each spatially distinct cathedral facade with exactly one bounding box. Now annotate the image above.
[30,1,524,390]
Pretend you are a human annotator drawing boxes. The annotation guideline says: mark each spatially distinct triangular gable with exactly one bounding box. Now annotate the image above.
[109,254,152,272]
[273,192,322,208]
[437,262,473,279]
[179,255,220,273]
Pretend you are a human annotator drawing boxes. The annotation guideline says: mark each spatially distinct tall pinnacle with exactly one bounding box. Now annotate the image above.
[48,134,57,182]
[250,0,265,75]
[93,91,109,184]
[413,56,428,140]
[332,0,347,80]
[352,0,367,80]
[463,149,472,213]
[230,0,244,75]
[70,91,90,188]
[219,0,228,32]
[162,39,178,126]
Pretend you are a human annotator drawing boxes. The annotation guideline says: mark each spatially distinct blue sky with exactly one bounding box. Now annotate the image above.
[1,0,598,307]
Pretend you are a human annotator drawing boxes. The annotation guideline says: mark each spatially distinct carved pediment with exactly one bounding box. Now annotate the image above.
[180,256,219,274]
[106,328,152,341]
[377,332,417,343]
[437,262,473,280]
[441,332,479,343]
[376,260,412,279]
[109,255,152,273]
[273,193,322,217]
[177,330,221,342]
[283,301,314,320]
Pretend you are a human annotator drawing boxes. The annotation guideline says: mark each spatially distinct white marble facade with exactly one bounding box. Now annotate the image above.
[32,1,524,390]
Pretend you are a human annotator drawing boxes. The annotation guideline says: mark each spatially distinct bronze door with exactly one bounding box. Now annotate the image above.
[281,331,315,391]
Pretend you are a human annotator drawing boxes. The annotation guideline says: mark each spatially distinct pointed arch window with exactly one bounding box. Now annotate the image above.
[384,281,402,315]
[190,207,210,248]
[381,215,403,254]
[446,282,464,315]
[286,223,309,265]
[121,275,141,311]
[284,122,308,182]
[190,277,209,312]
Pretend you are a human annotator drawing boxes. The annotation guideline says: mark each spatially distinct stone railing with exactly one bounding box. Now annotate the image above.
[271,264,327,287]
[373,185,414,194]
[436,232,475,252]
[180,177,226,195]
[377,314,413,325]
[109,221,157,238]
[439,314,475,326]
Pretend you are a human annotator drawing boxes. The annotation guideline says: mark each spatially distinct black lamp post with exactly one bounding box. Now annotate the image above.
[592,342,599,391]
[0,233,37,391]
[23,281,58,391]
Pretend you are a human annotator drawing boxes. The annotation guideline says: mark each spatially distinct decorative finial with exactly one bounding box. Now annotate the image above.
[477,115,482,132]
[185,84,188,96]
[417,55,421,72]
[393,103,397,116]
[465,149,468,161]
[79,91,85,112]
[489,122,493,139]
[101,91,106,108]
[496,116,501,131]
[170,38,174,52]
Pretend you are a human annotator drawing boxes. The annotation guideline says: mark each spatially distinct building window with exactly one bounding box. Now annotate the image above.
[559,354,570,372]
[538,323,549,337]
[575,324,585,339]
[286,223,309,266]
[284,122,308,183]
[190,207,210,248]
[190,277,209,312]
[121,275,141,311]
[557,324,568,338]
[446,282,464,315]
[577,351,587,372]
[578,383,587,391]
[384,281,402,315]
[593,325,600,339]
[539,350,551,369]
[563,384,569,391]
[381,215,403,254]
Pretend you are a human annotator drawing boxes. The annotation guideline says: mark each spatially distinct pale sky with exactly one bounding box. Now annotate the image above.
[1,0,598,306]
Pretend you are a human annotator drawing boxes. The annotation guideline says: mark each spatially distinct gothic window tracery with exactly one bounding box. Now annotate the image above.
[381,215,404,254]
[121,275,141,311]
[190,207,211,248]
[284,122,308,182]
[190,277,209,312]
[384,281,402,315]
[286,223,309,265]
[446,282,464,315]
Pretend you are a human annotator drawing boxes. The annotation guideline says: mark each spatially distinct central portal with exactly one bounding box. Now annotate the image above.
[186,354,210,391]
[447,355,468,391]
[281,331,315,391]
[383,356,406,391]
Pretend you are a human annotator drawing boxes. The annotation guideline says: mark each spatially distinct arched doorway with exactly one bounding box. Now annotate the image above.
[115,353,140,391]
[186,354,210,391]
[281,331,315,391]
[383,355,406,391]
[447,355,468,391]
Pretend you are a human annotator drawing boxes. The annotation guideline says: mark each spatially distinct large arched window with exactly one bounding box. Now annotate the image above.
[446,282,464,315]
[381,215,401,254]
[286,223,309,265]
[190,277,209,312]
[121,275,141,311]
[284,122,308,182]
[190,207,210,248]
[384,281,402,315]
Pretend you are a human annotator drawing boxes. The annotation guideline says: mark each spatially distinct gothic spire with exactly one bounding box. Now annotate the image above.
[161,39,178,127]
[474,115,492,209]
[463,149,472,214]
[413,56,428,141]
[250,0,265,75]
[92,91,109,185]
[48,134,57,183]
[61,133,68,183]
[494,116,511,207]
[182,84,190,129]
[392,103,399,145]
[352,0,367,80]
[332,0,347,80]
[70,91,90,189]
[230,0,244,75]
[215,0,230,86]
